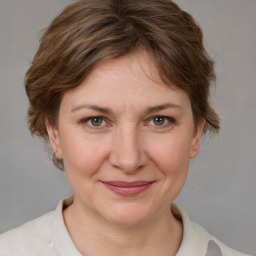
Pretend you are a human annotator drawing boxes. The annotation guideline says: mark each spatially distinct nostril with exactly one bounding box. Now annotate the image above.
[109,129,148,172]
[109,149,148,173]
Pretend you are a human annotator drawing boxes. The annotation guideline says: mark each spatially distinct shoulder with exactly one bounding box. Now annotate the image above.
[0,211,55,255]
[191,221,251,256]
[173,204,252,256]
[0,197,75,256]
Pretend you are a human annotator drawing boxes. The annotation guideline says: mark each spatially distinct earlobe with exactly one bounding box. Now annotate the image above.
[190,119,205,159]
[45,118,63,159]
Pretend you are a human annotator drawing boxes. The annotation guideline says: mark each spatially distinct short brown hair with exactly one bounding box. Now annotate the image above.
[25,0,220,170]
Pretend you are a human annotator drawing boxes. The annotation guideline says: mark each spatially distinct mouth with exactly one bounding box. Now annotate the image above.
[101,181,155,196]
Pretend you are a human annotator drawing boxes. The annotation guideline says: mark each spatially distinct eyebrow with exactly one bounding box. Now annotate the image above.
[142,103,183,115]
[71,103,183,115]
[71,104,114,114]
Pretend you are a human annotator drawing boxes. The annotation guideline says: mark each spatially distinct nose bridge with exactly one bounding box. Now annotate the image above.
[109,123,147,172]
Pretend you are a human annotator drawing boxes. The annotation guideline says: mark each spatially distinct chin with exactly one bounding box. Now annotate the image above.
[99,203,157,227]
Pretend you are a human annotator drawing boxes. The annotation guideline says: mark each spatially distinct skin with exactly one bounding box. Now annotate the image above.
[46,51,205,256]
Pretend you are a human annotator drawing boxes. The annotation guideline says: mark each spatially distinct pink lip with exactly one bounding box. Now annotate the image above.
[101,181,155,196]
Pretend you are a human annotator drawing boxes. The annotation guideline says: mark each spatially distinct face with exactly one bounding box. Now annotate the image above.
[47,51,204,226]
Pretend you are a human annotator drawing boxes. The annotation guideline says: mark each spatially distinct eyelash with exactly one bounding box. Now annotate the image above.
[80,115,176,130]
[146,116,176,128]
[80,116,108,129]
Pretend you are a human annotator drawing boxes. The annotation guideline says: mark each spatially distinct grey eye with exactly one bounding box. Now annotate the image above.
[89,117,103,126]
[152,116,166,126]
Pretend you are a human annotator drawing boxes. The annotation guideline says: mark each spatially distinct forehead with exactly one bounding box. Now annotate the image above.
[61,51,191,112]
[88,51,164,88]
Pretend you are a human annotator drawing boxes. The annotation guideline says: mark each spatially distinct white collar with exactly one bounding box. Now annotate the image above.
[51,197,210,256]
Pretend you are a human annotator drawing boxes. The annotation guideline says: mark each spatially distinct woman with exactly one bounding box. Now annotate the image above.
[0,0,251,255]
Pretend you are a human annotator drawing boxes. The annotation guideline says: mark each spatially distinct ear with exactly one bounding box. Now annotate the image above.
[45,118,63,159]
[190,119,205,159]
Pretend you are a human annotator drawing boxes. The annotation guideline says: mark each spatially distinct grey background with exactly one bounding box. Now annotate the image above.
[0,0,255,255]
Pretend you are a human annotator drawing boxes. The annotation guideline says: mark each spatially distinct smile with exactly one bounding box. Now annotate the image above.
[101,181,155,196]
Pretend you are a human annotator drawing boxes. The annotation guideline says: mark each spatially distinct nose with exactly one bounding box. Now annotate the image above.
[109,125,148,174]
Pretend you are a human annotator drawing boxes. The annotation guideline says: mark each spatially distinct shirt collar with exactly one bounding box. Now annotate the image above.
[52,196,82,256]
[173,204,209,256]
[51,197,209,256]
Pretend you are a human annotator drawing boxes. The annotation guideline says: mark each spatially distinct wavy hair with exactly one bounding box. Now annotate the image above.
[25,0,220,170]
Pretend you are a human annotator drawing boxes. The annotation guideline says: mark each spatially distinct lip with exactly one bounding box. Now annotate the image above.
[101,181,155,196]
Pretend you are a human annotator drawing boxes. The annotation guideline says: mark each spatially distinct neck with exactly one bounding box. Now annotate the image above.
[63,197,183,256]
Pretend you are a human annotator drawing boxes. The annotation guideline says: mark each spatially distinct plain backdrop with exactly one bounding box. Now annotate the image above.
[0,0,255,255]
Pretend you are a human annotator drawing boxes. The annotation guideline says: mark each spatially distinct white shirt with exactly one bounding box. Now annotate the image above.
[0,197,251,256]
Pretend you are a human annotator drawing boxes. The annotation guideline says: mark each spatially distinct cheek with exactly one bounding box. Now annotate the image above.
[148,133,192,174]
[60,133,109,177]
[147,134,192,203]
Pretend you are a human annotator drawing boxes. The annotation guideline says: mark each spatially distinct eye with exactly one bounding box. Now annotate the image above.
[81,116,108,128]
[152,116,166,126]
[147,116,176,127]
[88,117,104,127]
